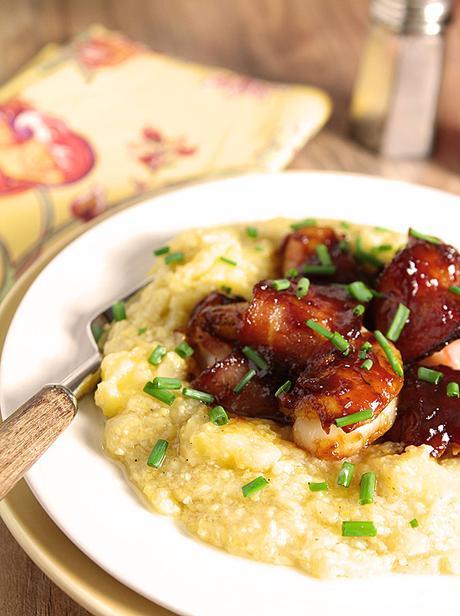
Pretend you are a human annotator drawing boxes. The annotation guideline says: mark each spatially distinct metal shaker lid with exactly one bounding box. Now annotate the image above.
[370,0,452,34]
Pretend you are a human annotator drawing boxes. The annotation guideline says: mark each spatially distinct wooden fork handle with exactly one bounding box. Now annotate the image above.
[0,385,77,500]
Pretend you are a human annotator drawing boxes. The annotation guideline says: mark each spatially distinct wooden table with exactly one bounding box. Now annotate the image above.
[2,1,460,614]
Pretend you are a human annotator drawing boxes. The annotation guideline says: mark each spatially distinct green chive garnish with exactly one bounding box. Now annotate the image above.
[331,331,350,355]
[154,246,170,256]
[255,245,264,252]
[287,267,299,277]
[417,366,443,385]
[148,344,166,366]
[246,226,258,239]
[359,472,376,505]
[219,256,237,267]
[448,285,460,296]
[316,244,333,266]
[182,387,214,404]
[221,285,232,294]
[342,521,377,537]
[337,461,355,488]
[340,221,351,230]
[409,228,441,245]
[447,382,460,398]
[112,301,126,321]
[209,405,229,425]
[151,376,182,390]
[138,327,147,335]
[242,475,269,497]
[234,369,256,394]
[271,279,290,291]
[143,382,176,405]
[348,281,373,303]
[359,341,372,360]
[361,358,373,371]
[409,518,419,528]
[91,323,104,343]
[309,481,329,492]
[386,303,410,342]
[175,341,194,359]
[302,264,336,275]
[336,408,373,428]
[296,277,310,298]
[374,226,391,233]
[306,319,333,339]
[275,380,292,397]
[353,304,365,317]
[242,345,269,370]
[147,439,168,468]
[355,237,383,268]
[290,218,317,230]
[373,243,393,252]
[164,251,184,265]
[374,330,403,377]
[339,239,350,252]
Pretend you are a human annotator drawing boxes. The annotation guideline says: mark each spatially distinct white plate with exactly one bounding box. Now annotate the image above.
[2,172,460,616]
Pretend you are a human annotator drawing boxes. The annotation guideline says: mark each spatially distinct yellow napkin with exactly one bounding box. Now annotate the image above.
[0,26,330,301]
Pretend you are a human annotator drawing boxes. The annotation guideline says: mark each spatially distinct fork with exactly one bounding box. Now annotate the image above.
[0,278,149,500]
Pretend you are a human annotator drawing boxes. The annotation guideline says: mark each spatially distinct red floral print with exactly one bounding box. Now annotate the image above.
[76,33,140,69]
[132,127,197,172]
[70,185,107,222]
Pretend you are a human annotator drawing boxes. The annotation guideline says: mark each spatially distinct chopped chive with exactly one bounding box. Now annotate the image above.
[287,267,299,277]
[359,341,372,360]
[374,330,403,377]
[409,518,419,528]
[309,481,329,492]
[336,408,373,428]
[143,382,176,405]
[342,521,377,537]
[242,475,269,497]
[348,281,373,303]
[409,228,441,245]
[147,439,168,468]
[374,226,391,233]
[359,472,376,505]
[209,405,229,425]
[219,256,237,267]
[386,303,410,342]
[175,341,194,359]
[371,289,385,299]
[373,243,393,252]
[447,382,460,398]
[290,218,317,230]
[255,245,264,252]
[296,277,310,298]
[138,327,147,335]
[221,285,232,294]
[164,251,184,265]
[242,345,269,370]
[275,380,292,397]
[151,376,182,390]
[353,304,365,317]
[339,239,350,252]
[153,245,170,256]
[91,323,104,343]
[271,278,290,291]
[302,263,336,275]
[337,461,355,488]
[340,221,351,230]
[234,369,256,394]
[355,237,383,268]
[448,285,460,296]
[306,319,333,340]
[182,387,215,404]
[331,331,350,355]
[316,244,333,266]
[112,300,126,321]
[148,344,166,365]
[361,358,373,371]
[246,226,258,239]
[417,366,443,385]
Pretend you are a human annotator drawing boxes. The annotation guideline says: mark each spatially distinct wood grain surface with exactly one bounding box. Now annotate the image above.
[1,1,460,614]
[0,386,77,501]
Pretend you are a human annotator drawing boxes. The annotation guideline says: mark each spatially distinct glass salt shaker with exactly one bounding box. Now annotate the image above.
[350,0,452,158]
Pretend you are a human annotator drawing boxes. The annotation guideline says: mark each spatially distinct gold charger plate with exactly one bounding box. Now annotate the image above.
[0,230,174,616]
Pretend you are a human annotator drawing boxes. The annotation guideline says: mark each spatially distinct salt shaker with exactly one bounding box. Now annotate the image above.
[350,0,452,158]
